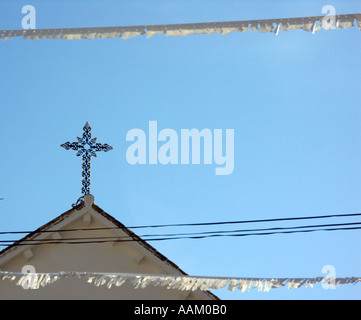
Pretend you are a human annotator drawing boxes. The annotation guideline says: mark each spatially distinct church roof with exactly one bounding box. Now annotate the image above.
[0,194,219,300]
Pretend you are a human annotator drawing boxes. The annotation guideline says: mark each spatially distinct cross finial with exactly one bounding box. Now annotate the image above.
[61,122,113,202]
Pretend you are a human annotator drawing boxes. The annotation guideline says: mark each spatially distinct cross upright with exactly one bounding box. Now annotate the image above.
[61,122,113,200]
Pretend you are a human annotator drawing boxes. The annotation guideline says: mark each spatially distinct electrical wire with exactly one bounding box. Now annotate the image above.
[1,211,361,235]
[0,221,360,246]
[3,220,361,241]
[128,212,361,229]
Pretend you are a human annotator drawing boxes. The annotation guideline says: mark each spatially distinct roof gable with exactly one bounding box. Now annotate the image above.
[0,195,218,300]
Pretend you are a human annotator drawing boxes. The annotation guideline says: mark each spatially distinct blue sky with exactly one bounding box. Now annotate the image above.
[0,0,360,299]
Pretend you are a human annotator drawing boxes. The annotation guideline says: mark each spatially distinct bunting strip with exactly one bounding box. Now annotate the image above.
[1,271,360,292]
[0,13,360,41]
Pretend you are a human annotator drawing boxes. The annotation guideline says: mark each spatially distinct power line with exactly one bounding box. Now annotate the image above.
[4,220,361,241]
[130,221,361,238]
[1,223,360,247]
[1,211,361,235]
[127,212,361,229]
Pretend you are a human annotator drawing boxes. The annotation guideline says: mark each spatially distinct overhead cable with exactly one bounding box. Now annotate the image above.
[1,223,360,246]
[1,211,361,235]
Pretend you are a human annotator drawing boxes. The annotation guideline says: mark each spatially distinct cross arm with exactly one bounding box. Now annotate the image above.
[60,141,79,151]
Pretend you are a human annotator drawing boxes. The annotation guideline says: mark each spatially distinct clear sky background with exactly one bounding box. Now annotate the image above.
[0,0,360,300]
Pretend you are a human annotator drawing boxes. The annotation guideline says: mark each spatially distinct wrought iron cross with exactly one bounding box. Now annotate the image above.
[61,122,113,202]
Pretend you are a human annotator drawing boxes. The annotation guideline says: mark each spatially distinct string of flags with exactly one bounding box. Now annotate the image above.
[1,271,360,292]
[0,13,360,41]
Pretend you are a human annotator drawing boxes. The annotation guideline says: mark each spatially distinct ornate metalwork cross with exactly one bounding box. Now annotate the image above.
[61,122,113,202]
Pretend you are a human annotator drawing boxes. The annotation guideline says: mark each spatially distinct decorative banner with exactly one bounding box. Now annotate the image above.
[1,271,360,292]
[0,13,360,41]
